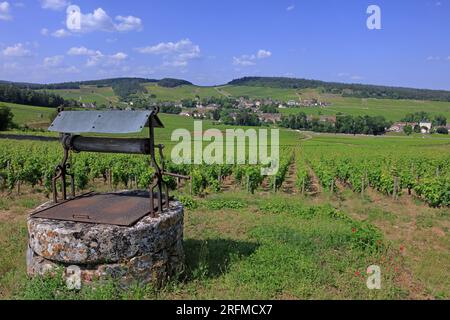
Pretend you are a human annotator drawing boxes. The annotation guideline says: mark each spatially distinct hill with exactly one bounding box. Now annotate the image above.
[2,77,450,122]
[228,77,450,102]
[0,77,193,90]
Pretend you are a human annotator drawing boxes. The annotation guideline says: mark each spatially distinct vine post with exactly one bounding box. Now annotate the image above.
[393,176,399,200]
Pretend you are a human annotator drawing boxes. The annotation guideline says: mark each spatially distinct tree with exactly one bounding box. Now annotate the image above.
[413,125,421,133]
[403,125,413,136]
[433,115,447,127]
[0,106,14,131]
[436,127,449,135]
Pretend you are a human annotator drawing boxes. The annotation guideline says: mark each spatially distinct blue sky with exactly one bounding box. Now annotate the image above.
[0,0,449,89]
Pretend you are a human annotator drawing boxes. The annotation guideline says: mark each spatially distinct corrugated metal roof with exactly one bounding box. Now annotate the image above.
[48,111,163,134]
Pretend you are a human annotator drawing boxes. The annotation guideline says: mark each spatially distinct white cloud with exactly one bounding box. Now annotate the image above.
[41,28,49,36]
[0,1,12,21]
[115,15,143,32]
[136,39,201,67]
[40,0,68,11]
[232,56,256,66]
[2,43,31,57]
[43,55,64,67]
[67,46,98,56]
[66,6,143,33]
[67,46,127,67]
[52,28,71,38]
[350,75,364,80]
[286,5,295,11]
[110,52,128,61]
[257,49,272,59]
[426,56,441,61]
[61,66,80,73]
[233,49,272,66]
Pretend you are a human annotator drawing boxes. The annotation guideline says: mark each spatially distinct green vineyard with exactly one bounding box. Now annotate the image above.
[1,136,449,207]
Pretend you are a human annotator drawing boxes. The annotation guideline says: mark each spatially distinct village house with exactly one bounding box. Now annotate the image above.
[205,104,219,111]
[319,115,337,124]
[420,122,433,134]
[306,115,337,124]
[81,103,96,109]
[259,113,282,124]
[388,122,417,133]
[287,100,300,107]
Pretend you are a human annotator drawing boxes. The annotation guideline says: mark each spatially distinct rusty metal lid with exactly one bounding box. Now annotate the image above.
[49,111,164,134]
[31,193,164,226]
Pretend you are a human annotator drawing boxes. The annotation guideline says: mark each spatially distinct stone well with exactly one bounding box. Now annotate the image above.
[27,191,185,288]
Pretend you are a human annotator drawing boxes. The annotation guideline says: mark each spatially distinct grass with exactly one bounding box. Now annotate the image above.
[144,83,222,100]
[1,191,406,300]
[0,110,449,300]
[0,102,55,127]
[0,133,448,299]
[303,132,450,299]
[41,86,120,106]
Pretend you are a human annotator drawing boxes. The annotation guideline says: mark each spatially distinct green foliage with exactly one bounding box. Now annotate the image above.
[0,106,14,131]
[177,195,199,210]
[112,79,147,99]
[158,78,193,88]
[349,221,384,253]
[403,125,413,136]
[204,199,247,210]
[281,112,390,136]
[0,84,77,108]
[16,270,155,300]
[414,176,450,207]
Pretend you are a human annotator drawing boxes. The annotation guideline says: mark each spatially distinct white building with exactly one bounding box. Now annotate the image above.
[420,122,432,134]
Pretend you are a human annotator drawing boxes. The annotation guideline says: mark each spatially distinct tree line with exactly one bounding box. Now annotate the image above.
[0,84,79,108]
[280,113,390,136]
[401,112,447,126]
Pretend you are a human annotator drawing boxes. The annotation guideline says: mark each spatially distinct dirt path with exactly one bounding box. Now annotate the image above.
[215,87,231,98]
[281,161,297,194]
[305,164,322,196]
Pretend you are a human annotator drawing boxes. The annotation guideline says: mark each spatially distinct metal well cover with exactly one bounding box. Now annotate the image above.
[31,193,163,226]
[49,111,163,134]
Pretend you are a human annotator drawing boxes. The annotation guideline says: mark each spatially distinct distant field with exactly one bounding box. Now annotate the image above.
[0,102,54,126]
[41,86,120,105]
[144,83,222,100]
[280,95,450,121]
[217,85,300,101]
[38,84,450,121]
